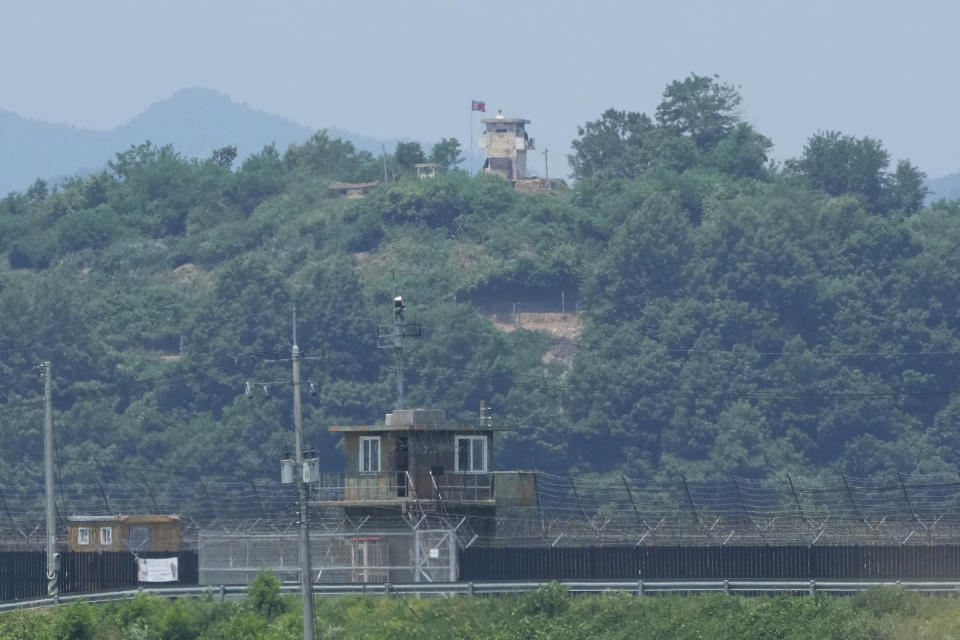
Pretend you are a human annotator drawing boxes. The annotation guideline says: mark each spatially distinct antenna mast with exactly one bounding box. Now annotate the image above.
[377,296,420,409]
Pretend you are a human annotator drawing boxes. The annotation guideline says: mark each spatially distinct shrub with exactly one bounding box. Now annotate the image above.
[247,570,286,619]
[48,600,96,640]
[518,582,569,617]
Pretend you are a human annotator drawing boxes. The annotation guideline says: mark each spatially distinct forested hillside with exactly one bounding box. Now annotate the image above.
[0,74,956,488]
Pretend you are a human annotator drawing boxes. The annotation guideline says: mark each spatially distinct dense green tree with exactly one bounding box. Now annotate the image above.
[55,203,122,251]
[788,130,888,203]
[585,190,693,320]
[25,177,49,201]
[569,74,755,182]
[211,144,238,169]
[708,122,772,179]
[655,73,743,149]
[785,130,925,215]
[82,171,112,208]
[394,141,426,170]
[232,143,285,214]
[429,137,464,171]
[706,400,799,477]
[569,109,696,180]
[881,159,928,214]
[284,129,378,183]
[108,141,203,236]
[565,328,679,475]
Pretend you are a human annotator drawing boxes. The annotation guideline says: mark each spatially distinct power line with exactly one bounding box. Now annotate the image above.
[258,304,960,364]
[405,367,960,404]
[332,305,960,360]
[0,344,58,355]
[5,342,958,414]
[0,399,46,417]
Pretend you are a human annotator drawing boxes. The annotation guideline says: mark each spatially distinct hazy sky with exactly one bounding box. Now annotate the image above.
[3,0,957,178]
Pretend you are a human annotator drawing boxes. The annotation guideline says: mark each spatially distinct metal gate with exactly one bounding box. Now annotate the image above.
[413,528,457,582]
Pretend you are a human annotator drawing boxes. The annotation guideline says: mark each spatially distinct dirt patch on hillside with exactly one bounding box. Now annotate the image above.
[489,312,582,368]
[169,263,212,289]
[490,312,583,340]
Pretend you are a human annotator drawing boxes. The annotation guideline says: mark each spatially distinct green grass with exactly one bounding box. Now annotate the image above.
[5,580,960,640]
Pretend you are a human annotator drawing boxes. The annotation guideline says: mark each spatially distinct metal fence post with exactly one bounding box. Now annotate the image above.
[808,580,815,596]
[723,579,730,595]
[449,527,457,582]
[413,529,421,583]
[637,580,644,596]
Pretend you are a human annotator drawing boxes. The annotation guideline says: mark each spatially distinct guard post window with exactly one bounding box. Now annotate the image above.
[360,436,381,473]
[77,527,90,546]
[100,527,113,545]
[456,436,487,473]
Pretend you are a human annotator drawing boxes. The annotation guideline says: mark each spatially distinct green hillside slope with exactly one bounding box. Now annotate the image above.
[0,74,953,488]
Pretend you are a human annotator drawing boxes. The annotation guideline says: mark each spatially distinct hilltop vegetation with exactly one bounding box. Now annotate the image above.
[2,580,960,640]
[0,73,957,488]
[0,87,409,196]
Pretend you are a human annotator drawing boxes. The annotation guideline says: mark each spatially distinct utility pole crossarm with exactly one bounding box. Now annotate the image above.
[251,345,328,364]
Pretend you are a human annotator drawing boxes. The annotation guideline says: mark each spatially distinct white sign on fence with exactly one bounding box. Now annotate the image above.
[137,557,179,582]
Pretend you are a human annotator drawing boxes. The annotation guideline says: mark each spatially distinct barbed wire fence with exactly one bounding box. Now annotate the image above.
[514,472,960,547]
[5,472,960,551]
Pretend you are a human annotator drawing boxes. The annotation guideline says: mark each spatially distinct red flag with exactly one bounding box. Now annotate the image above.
[471,100,486,112]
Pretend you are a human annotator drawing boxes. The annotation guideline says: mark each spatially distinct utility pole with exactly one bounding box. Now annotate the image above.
[377,297,420,410]
[290,310,315,640]
[245,308,324,640]
[543,148,549,189]
[381,143,389,184]
[42,361,57,599]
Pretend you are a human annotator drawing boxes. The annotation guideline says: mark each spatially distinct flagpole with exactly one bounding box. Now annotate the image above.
[470,107,474,175]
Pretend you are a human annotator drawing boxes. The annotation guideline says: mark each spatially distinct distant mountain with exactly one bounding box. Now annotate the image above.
[113,88,315,160]
[927,172,960,202]
[0,88,392,195]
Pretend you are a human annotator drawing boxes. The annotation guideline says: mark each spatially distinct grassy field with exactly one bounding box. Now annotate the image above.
[3,576,960,640]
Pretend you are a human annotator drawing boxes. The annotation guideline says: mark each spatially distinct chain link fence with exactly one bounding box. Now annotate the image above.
[198,526,456,585]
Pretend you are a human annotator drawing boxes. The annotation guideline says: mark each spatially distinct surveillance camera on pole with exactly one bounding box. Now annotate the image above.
[378,296,420,410]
